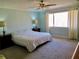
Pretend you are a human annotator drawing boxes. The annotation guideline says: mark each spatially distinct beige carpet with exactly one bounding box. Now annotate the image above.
[0,38,78,59]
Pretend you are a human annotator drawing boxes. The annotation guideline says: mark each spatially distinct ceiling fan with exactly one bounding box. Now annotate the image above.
[37,0,56,8]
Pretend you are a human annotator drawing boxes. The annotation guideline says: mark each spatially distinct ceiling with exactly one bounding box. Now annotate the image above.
[0,0,78,11]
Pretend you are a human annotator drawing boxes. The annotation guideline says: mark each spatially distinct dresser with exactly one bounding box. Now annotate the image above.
[0,34,14,50]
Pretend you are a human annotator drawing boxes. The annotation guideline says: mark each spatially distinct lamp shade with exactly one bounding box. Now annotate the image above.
[32,20,36,24]
[32,20,38,24]
[0,21,5,27]
[35,20,38,24]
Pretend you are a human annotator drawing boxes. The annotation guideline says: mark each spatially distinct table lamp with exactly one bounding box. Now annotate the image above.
[32,20,38,28]
[0,21,5,36]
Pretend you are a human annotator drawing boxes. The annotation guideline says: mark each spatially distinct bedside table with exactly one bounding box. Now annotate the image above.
[32,28,40,32]
[0,34,15,50]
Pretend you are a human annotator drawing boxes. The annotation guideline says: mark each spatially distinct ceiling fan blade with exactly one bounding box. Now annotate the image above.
[46,4,56,6]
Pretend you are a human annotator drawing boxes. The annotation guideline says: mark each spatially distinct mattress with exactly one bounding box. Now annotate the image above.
[12,31,52,52]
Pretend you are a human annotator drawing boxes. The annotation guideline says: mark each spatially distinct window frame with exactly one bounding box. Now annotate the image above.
[48,11,68,27]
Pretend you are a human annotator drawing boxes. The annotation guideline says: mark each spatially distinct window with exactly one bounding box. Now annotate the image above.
[48,12,68,27]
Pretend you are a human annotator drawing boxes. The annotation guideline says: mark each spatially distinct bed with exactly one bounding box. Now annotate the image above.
[12,30,52,52]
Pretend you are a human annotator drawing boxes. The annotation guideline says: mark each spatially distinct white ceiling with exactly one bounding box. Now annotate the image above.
[0,0,78,11]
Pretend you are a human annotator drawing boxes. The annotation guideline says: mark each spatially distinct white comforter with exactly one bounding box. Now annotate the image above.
[12,31,52,52]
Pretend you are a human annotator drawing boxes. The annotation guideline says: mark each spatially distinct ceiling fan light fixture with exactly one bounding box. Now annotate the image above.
[40,3,45,8]
[40,0,43,3]
[35,0,56,9]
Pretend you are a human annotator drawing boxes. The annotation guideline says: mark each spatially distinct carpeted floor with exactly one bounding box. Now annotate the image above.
[0,38,78,59]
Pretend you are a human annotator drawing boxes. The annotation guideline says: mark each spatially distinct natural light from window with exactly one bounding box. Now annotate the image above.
[48,12,68,27]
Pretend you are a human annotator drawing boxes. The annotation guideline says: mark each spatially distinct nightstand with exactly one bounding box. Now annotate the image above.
[0,34,15,50]
[32,27,40,32]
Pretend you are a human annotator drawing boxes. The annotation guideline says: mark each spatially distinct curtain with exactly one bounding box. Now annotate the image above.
[68,9,78,40]
[45,13,50,32]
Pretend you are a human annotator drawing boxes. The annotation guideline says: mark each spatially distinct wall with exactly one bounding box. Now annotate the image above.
[36,11,46,32]
[0,8,32,34]
[49,27,69,38]
[30,11,46,32]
